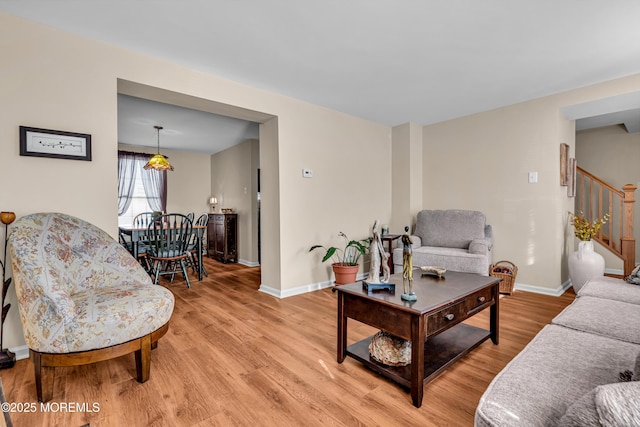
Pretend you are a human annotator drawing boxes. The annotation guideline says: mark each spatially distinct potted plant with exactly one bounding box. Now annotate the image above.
[309,232,370,285]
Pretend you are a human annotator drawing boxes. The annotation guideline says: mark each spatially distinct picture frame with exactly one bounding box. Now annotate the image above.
[567,157,577,197]
[560,143,569,186]
[19,126,92,161]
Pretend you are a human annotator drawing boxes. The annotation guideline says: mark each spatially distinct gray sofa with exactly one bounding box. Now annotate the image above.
[475,276,640,426]
[392,209,492,275]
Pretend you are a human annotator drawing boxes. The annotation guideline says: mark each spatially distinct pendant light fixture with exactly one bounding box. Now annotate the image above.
[144,125,174,171]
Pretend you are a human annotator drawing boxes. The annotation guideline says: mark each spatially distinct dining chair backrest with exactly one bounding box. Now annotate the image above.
[146,213,193,259]
[133,212,155,229]
[186,212,195,222]
[188,213,209,249]
[195,213,208,228]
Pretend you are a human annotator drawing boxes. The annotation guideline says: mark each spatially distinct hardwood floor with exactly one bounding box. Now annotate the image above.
[0,259,575,426]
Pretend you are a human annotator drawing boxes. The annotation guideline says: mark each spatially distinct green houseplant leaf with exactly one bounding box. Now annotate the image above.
[309,232,370,266]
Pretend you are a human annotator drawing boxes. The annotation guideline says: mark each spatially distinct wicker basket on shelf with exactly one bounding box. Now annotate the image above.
[490,260,517,295]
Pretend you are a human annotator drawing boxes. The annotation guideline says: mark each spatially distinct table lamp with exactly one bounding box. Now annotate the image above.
[209,197,218,213]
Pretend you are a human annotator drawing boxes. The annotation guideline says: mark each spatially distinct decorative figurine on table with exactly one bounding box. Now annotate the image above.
[367,220,390,284]
[0,212,16,369]
[401,226,417,301]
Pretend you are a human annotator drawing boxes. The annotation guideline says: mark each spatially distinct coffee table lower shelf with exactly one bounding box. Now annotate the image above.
[345,323,491,389]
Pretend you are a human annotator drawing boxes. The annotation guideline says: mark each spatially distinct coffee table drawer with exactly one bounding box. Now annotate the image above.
[427,287,494,336]
[427,301,467,336]
[465,287,494,313]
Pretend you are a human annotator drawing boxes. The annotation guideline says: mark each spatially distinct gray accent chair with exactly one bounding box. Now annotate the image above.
[392,209,493,275]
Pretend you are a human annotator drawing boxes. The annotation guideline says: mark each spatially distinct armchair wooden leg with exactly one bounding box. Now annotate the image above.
[134,334,152,383]
[31,350,54,403]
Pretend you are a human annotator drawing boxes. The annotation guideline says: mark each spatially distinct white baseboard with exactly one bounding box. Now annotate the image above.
[259,272,369,299]
[238,259,260,267]
[514,280,572,297]
[261,274,581,299]
[605,268,624,276]
[8,345,29,361]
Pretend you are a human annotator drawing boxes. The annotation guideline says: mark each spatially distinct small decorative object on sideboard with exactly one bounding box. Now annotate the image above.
[221,208,234,214]
[490,260,518,295]
[0,212,16,369]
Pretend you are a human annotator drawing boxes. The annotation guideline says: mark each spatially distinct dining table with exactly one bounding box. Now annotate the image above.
[119,224,207,281]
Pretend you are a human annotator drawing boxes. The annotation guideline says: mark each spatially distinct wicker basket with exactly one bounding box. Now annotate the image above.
[490,260,517,295]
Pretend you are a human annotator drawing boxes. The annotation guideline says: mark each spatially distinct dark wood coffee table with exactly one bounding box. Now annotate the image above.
[336,270,500,407]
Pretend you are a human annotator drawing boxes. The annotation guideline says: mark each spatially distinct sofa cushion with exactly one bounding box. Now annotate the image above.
[474,324,639,427]
[578,276,640,305]
[559,382,640,427]
[552,296,640,344]
[469,238,491,255]
[558,388,600,427]
[595,381,640,426]
[393,245,490,276]
[414,209,486,249]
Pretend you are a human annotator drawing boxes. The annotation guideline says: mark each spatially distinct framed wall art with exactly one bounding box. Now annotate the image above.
[567,157,577,197]
[19,126,92,161]
[560,143,569,186]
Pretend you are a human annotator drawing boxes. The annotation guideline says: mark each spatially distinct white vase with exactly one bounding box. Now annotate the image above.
[568,240,605,293]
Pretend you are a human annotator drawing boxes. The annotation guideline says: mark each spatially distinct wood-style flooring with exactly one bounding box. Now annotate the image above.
[0,259,575,426]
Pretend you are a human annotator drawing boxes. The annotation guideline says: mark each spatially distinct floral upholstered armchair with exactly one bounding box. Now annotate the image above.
[8,212,175,402]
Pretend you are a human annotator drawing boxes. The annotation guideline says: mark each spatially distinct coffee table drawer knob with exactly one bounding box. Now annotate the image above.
[478,296,486,303]
[444,313,455,321]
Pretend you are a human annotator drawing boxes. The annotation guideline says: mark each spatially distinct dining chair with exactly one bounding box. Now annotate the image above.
[186,213,209,277]
[131,212,156,271]
[186,212,195,222]
[146,213,193,288]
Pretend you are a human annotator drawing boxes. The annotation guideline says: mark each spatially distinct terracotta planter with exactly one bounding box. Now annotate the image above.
[332,263,359,285]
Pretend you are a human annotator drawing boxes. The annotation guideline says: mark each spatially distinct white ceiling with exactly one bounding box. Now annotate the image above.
[118,94,259,154]
[3,0,640,149]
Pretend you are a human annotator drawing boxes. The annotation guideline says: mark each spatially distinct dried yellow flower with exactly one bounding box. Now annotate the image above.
[569,211,610,241]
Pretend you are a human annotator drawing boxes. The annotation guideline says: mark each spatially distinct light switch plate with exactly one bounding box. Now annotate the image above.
[303,169,313,178]
[528,171,538,183]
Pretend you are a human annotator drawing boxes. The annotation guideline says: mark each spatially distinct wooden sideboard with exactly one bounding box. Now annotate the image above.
[207,213,238,263]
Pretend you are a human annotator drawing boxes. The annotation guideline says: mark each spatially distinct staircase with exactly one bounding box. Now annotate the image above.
[575,166,637,277]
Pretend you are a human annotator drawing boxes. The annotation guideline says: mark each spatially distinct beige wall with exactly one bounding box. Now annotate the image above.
[576,125,640,266]
[119,144,212,216]
[0,13,391,349]
[391,122,423,234]
[3,11,640,353]
[421,76,640,292]
[210,139,260,265]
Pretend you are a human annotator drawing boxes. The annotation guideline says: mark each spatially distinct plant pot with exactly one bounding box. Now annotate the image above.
[568,240,605,293]
[332,263,359,285]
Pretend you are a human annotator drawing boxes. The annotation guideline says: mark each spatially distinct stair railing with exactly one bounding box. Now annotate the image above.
[575,166,636,276]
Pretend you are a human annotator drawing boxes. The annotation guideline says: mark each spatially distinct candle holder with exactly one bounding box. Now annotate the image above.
[0,212,16,369]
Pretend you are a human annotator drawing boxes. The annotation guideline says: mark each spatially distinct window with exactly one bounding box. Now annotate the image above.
[117,151,167,226]
[118,166,152,226]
